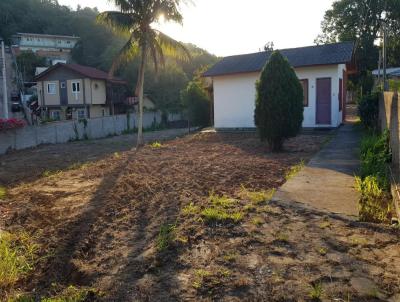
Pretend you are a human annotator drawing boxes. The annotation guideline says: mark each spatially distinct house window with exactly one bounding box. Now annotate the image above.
[60,82,66,89]
[77,109,86,120]
[51,110,61,121]
[339,78,343,111]
[72,81,81,93]
[47,83,56,94]
[300,79,309,107]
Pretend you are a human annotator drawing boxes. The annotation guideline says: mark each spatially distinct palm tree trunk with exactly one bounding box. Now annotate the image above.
[136,45,148,148]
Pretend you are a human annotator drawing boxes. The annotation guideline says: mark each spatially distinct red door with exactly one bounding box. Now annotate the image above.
[316,78,331,125]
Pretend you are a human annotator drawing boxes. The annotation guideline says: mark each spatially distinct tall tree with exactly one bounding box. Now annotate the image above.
[316,0,400,93]
[97,0,190,147]
[254,51,303,152]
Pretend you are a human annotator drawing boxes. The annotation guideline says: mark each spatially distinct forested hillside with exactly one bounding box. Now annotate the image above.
[0,0,218,115]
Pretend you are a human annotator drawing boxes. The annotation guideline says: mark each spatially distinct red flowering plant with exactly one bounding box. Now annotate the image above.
[0,118,26,131]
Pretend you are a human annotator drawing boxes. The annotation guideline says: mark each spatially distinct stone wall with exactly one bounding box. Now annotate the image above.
[0,112,163,154]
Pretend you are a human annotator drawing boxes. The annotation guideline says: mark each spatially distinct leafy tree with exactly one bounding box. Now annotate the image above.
[16,51,48,81]
[316,0,400,95]
[181,80,210,127]
[254,51,303,152]
[97,0,191,147]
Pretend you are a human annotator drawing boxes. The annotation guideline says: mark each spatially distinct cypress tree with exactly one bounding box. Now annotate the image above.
[254,51,304,151]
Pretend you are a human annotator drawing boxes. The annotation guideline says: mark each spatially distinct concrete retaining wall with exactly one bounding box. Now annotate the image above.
[0,112,163,154]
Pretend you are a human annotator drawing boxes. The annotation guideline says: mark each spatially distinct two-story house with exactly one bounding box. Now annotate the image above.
[35,63,127,120]
[12,33,79,64]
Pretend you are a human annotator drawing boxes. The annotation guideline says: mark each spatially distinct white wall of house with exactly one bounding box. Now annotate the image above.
[212,64,346,129]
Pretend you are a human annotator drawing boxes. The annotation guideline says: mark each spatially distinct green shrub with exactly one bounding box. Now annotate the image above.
[355,176,393,223]
[357,92,380,130]
[181,81,211,127]
[156,224,176,252]
[389,79,400,92]
[254,51,303,151]
[359,130,391,189]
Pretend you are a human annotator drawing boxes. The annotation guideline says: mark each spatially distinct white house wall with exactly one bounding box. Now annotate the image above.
[213,64,346,128]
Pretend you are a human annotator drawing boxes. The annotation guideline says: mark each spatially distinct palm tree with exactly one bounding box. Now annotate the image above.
[97,0,190,147]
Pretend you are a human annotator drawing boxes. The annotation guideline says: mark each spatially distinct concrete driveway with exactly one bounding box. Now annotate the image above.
[274,123,361,218]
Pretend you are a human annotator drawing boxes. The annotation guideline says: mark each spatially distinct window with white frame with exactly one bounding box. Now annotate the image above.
[77,109,86,120]
[51,110,61,120]
[72,81,81,93]
[47,83,56,94]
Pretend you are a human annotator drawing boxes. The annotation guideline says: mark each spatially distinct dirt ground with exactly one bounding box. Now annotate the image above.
[1,131,400,301]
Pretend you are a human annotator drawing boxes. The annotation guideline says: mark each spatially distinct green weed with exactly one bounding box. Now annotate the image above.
[150,141,162,148]
[309,282,323,300]
[182,202,200,216]
[0,231,39,291]
[156,223,176,252]
[285,160,305,180]
[239,186,275,204]
[0,187,7,199]
[251,217,264,226]
[316,247,328,256]
[201,208,243,223]
[355,176,392,223]
[209,192,237,208]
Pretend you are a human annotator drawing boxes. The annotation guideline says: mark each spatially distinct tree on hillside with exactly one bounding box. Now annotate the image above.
[181,80,211,128]
[254,51,303,152]
[316,0,400,94]
[97,0,191,147]
[16,51,48,81]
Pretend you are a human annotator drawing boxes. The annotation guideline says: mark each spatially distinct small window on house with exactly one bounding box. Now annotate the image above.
[60,82,66,89]
[51,110,61,121]
[77,109,86,120]
[94,83,99,89]
[72,81,81,93]
[300,79,309,107]
[47,83,56,94]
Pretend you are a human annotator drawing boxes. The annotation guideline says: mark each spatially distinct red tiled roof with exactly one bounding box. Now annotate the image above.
[35,63,126,84]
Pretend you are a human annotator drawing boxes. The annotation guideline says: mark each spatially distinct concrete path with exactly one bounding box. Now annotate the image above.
[274,124,361,218]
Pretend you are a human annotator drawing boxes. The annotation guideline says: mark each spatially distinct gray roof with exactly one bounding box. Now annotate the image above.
[203,42,355,77]
[372,67,400,77]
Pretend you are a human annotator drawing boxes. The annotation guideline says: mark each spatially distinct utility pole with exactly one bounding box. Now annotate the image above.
[1,38,9,119]
[378,49,382,87]
[382,18,388,91]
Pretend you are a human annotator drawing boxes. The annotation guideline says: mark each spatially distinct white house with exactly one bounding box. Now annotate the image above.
[204,42,355,129]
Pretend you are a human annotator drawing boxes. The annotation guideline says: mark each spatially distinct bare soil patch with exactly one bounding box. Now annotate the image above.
[1,131,399,301]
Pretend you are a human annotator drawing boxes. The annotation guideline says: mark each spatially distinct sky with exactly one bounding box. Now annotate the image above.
[58,0,335,57]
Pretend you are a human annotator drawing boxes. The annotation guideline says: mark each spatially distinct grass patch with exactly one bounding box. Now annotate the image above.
[239,186,275,204]
[285,160,305,181]
[209,192,237,208]
[0,231,39,292]
[273,231,289,243]
[309,282,323,300]
[182,202,200,216]
[201,208,243,223]
[150,141,162,148]
[42,170,62,178]
[192,268,231,291]
[316,247,328,256]
[0,187,7,199]
[251,217,264,226]
[356,130,393,223]
[156,223,176,252]
[222,252,238,263]
[355,176,392,223]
